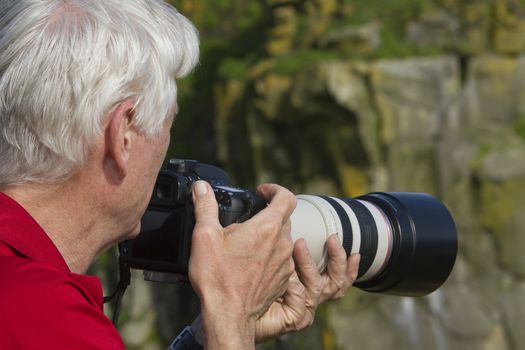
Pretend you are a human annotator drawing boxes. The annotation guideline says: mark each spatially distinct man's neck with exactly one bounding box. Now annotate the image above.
[3,181,120,274]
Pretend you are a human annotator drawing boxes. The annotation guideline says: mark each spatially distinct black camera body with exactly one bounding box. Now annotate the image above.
[119,159,266,282]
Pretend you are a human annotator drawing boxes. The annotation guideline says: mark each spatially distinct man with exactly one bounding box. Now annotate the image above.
[0,1,360,349]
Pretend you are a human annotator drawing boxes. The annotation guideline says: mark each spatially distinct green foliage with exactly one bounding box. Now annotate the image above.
[471,143,493,171]
[237,2,264,31]
[272,49,348,75]
[165,0,269,161]
[514,115,525,140]
[169,0,264,39]
[343,0,427,26]
[341,0,438,58]
[375,25,442,58]
[218,57,253,80]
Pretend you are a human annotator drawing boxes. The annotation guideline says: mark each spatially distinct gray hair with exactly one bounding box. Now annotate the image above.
[0,0,199,186]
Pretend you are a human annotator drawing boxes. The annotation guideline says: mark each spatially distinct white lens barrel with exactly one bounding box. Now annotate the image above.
[355,200,392,282]
[290,195,343,271]
[330,197,361,255]
[289,195,392,281]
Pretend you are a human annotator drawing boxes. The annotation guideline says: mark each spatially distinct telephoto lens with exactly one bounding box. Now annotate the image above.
[290,192,457,297]
[120,159,458,297]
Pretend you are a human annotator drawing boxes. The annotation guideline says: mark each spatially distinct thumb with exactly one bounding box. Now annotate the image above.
[192,180,221,229]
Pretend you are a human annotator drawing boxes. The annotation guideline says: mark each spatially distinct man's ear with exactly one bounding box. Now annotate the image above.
[105,100,136,178]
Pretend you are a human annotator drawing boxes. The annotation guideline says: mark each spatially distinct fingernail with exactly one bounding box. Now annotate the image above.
[193,181,208,197]
[351,253,360,282]
[333,234,342,245]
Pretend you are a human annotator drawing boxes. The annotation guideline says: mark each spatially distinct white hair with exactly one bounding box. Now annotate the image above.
[0,0,199,186]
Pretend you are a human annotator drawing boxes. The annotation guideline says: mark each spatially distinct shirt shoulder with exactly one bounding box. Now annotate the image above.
[0,251,125,350]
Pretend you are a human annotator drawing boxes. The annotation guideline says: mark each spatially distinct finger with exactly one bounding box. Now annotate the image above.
[192,181,221,231]
[281,218,292,241]
[267,255,296,304]
[320,234,351,300]
[266,219,293,261]
[282,256,296,292]
[255,273,307,343]
[293,239,322,303]
[280,273,309,330]
[282,272,307,316]
[266,228,295,296]
[328,250,360,302]
[347,253,361,284]
[325,234,348,283]
[255,184,297,224]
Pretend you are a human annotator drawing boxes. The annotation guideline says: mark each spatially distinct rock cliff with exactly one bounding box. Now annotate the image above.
[93,1,525,349]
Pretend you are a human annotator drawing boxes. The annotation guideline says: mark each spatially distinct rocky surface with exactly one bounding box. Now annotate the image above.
[90,1,525,349]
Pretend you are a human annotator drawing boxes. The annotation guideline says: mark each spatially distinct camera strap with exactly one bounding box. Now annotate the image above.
[103,259,131,327]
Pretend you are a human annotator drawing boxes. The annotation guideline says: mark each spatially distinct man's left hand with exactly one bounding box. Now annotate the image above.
[255,234,360,342]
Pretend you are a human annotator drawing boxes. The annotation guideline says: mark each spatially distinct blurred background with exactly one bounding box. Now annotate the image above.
[93,0,525,349]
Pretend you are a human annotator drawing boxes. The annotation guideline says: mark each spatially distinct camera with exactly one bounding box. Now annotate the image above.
[119,159,457,297]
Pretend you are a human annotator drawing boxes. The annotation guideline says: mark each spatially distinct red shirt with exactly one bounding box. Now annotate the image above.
[0,192,125,349]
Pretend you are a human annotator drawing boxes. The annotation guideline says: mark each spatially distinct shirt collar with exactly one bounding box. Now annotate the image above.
[0,192,70,273]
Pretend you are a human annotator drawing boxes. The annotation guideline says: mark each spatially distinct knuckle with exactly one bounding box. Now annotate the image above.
[260,218,280,236]
[296,315,314,331]
[271,219,282,234]
[305,315,315,328]
[224,223,240,231]
[312,279,324,296]
[343,278,352,290]
[286,192,297,210]
[257,183,275,201]
[332,293,343,301]
[194,199,216,213]
[283,239,294,256]
[307,317,315,328]
[297,283,307,298]
[193,225,215,239]
[282,219,292,235]
[332,291,345,300]
[350,270,359,284]
[327,278,351,300]
[279,188,297,212]
[330,279,343,291]
[280,258,294,280]
[305,297,317,311]
[286,259,295,276]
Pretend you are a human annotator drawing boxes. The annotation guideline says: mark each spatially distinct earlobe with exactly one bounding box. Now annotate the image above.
[105,100,136,179]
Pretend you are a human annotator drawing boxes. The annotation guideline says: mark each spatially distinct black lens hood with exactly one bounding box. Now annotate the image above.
[353,192,457,297]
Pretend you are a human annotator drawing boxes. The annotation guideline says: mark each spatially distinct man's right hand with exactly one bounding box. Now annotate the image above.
[188,181,296,350]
